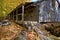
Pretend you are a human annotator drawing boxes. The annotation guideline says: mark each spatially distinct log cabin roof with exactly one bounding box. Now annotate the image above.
[9,2,38,14]
[9,0,60,14]
[9,0,45,14]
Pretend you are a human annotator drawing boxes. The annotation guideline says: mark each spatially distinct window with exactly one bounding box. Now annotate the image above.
[18,15,22,20]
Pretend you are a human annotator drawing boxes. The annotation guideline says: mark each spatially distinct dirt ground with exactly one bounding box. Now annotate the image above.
[0,21,60,40]
[0,21,26,40]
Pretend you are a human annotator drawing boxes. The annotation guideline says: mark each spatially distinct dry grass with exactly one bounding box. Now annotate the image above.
[0,21,26,40]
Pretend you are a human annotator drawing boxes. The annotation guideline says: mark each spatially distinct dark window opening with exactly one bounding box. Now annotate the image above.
[14,16,16,20]
[18,7,22,14]
[14,10,16,15]
[18,15,22,20]
[59,4,60,8]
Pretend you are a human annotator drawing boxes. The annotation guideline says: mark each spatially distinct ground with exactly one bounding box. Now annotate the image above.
[0,21,26,40]
[0,21,60,40]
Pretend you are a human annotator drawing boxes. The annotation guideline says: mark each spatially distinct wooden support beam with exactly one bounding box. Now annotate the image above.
[25,4,32,9]
[16,10,18,22]
[13,12,14,20]
[22,5,24,22]
[8,15,10,20]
